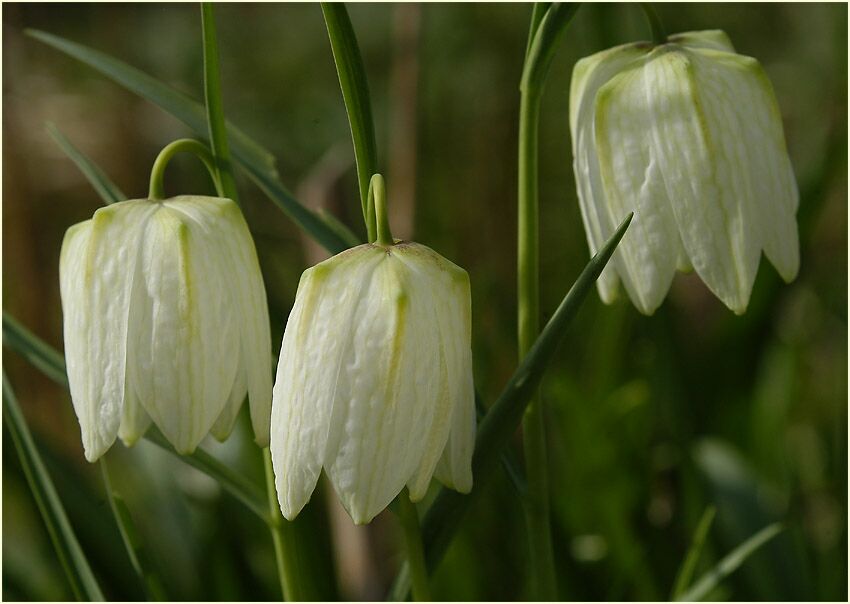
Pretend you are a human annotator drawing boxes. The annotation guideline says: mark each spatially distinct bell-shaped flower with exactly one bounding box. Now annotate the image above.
[271,240,475,525]
[570,29,799,315]
[59,195,272,461]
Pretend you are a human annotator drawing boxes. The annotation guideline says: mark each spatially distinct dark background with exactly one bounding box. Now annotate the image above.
[3,3,847,600]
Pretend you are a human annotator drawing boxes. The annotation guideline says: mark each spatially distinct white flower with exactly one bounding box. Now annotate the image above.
[271,241,475,525]
[570,30,799,315]
[59,195,272,461]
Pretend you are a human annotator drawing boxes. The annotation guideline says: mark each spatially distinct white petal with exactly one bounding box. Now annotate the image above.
[60,200,154,461]
[217,199,273,446]
[689,51,799,283]
[169,196,273,446]
[118,384,151,447]
[323,247,444,524]
[570,44,648,304]
[210,366,246,442]
[271,246,384,521]
[130,203,239,454]
[397,246,465,501]
[593,57,686,314]
[636,48,760,314]
[433,264,475,493]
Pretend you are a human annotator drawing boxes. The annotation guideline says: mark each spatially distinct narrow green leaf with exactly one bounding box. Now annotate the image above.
[524,3,552,61]
[671,506,717,600]
[390,213,633,600]
[3,374,105,601]
[99,457,166,601]
[321,3,378,241]
[27,28,361,253]
[475,394,527,496]
[2,313,270,525]
[521,3,581,93]
[46,123,125,204]
[676,523,784,602]
[2,313,67,386]
[240,159,352,254]
[26,28,277,181]
[201,3,239,203]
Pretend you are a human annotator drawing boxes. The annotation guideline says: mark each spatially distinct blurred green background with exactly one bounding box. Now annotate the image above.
[3,3,847,601]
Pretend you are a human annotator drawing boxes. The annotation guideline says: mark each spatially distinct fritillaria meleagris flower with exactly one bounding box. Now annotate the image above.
[570,29,799,315]
[60,195,272,461]
[271,241,475,524]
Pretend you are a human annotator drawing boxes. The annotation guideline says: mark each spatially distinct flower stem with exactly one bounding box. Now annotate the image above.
[148,138,223,200]
[639,3,666,45]
[369,173,394,247]
[518,78,557,603]
[263,448,303,601]
[397,490,430,601]
[517,3,579,599]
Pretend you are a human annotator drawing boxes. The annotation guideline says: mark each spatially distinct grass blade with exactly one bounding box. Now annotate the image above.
[240,158,352,254]
[321,3,379,240]
[99,457,166,600]
[26,28,277,181]
[27,28,360,252]
[2,312,270,525]
[201,3,239,204]
[2,313,67,386]
[46,123,125,204]
[676,523,784,601]
[3,373,105,601]
[671,506,716,600]
[524,3,552,60]
[389,212,633,600]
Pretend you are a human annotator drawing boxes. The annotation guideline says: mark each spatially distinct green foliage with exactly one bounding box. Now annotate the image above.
[3,4,846,601]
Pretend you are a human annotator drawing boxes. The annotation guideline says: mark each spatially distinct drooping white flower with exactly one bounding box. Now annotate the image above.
[59,195,272,461]
[570,30,799,315]
[271,241,475,525]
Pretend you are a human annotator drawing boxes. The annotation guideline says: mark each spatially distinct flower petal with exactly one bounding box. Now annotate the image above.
[593,56,687,314]
[131,203,239,454]
[60,200,154,461]
[635,48,761,313]
[118,384,152,447]
[398,247,464,501]
[432,265,475,494]
[323,249,442,523]
[570,44,647,304]
[271,246,384,521]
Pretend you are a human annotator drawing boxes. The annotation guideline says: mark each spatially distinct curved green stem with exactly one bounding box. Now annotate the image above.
[397,490,430,601]
[148,138,223,200]
[640,3,666,45]
[518,4,580,599]
[369,173,393,247]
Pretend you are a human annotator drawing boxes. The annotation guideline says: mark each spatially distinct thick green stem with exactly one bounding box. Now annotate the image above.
[369,173,393,246]
[397,490,431,601]
[517,3,580,599]
[148,138,222,200]
[263,448,302,601]
[518,81,557,601]
[639,3,666,45]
